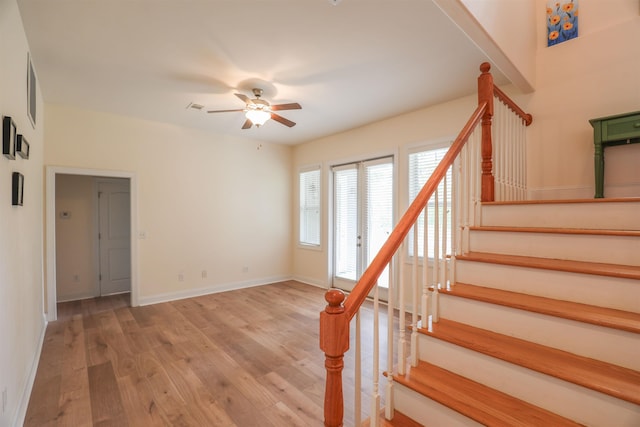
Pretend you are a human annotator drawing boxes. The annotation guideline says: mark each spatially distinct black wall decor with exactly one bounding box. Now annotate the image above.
[17,135,30,159]
[3,116,16,159]
[12,172,24,206]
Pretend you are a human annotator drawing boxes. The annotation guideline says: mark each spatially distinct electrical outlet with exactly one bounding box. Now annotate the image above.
[242,266,249,273]
[178,273,184,282]
[201,270,207,279]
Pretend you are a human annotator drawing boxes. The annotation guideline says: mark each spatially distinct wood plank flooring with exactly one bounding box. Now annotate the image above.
[25,281,401,427]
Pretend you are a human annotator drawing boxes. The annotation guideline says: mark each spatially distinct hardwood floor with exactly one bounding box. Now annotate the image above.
[25,281,399,427]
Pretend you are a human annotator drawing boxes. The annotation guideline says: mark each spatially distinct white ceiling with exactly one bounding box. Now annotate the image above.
[17,0,509,145]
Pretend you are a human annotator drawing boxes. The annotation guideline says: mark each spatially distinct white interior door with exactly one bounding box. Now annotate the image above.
[98,180,131,296]
[333,157,393,294]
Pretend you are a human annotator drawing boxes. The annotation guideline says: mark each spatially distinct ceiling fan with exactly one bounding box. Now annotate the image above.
[207,88,302,129]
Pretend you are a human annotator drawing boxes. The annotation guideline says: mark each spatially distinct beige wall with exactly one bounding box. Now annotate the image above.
[460,0,537,89]
[292,95,477,287]
[455,0,640,197]
[511,0,640,198]
[3,0,638,423]
[45,105,293,304]
[0,0,46,424]
[292,0,640,285]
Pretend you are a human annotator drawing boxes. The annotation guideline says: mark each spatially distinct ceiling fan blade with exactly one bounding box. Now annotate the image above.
[207,108,244,113]
[235,93,252,104]
[270,102,302,111]
[241,118,253,129]
[270,113,296,128]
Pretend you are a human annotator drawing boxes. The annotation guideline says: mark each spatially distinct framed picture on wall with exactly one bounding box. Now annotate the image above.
[12,172,24,206]
[17,135,30,159]
[546,0,579,47]
[27,53,37,128]
[2,116,17,160]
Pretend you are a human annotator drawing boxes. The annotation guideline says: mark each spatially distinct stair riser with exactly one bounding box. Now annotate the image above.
[455,260,640,313]
[468,230,640,265]
[439,295,639,370]
[481,202,640,230]
[417,337,640,426]
[393,382,484,427]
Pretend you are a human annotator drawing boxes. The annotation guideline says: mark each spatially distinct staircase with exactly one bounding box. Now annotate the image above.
[320,64,639,427]
[387,198,640,426]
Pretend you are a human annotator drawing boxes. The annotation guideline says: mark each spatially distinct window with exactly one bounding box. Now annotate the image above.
[299,167,321,246]
[408,145,452,258]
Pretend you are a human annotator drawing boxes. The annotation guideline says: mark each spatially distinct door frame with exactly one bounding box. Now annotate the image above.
[327,151,398,297]
[45,166,138,321]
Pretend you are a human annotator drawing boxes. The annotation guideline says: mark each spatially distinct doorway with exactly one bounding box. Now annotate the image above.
[332,156,394,295]
[46,167,138,321]
[54,176,131,302]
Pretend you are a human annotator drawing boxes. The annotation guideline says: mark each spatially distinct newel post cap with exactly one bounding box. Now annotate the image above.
[319,288,349,354]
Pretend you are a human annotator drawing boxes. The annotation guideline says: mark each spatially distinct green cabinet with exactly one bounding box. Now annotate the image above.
[589,111,640,198]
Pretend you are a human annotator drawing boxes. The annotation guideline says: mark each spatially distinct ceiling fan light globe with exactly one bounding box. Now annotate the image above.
[246,109,271,126]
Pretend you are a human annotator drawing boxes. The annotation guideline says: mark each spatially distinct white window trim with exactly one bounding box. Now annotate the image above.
[298,164,322,250]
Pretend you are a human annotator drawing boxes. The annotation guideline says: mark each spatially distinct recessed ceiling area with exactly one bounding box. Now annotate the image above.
[17,0,509,145]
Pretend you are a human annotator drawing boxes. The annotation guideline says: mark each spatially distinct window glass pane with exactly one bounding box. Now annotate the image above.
[364,161,393,287]
[299,168,320,246]
[334,168,358,280]
[408,147,452,258]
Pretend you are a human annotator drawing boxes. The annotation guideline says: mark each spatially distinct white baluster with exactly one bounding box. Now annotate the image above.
[411,223,419,366]
[461,143,470,254]
[421,207,429,323]
[370,285,380,427]
[397,243,406,375]
[355,309,361,427]
[433,188,440,323]
[442,173,449,290]
[433,187,440,288]
[385,260,394,421]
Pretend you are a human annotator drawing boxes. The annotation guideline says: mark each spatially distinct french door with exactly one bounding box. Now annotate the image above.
[332,156,393,295]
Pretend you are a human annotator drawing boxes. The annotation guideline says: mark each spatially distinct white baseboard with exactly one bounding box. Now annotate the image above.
[602,182,640,198]
[13,313,47,427]
[528,185,593,200]
[292,275,329,289]
[528,182,640,200]
[137,275,294,306]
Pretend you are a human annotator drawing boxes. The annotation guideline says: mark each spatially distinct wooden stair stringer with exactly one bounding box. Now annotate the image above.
[443,282,640,333]
[419,318,640,405]
[392,361,583,427]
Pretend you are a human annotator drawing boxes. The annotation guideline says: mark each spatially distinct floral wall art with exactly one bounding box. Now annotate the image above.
[547,0,579,46]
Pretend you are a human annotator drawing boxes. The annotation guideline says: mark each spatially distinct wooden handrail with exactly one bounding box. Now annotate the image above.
[343,102,487,320]
[493,85,533,126]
